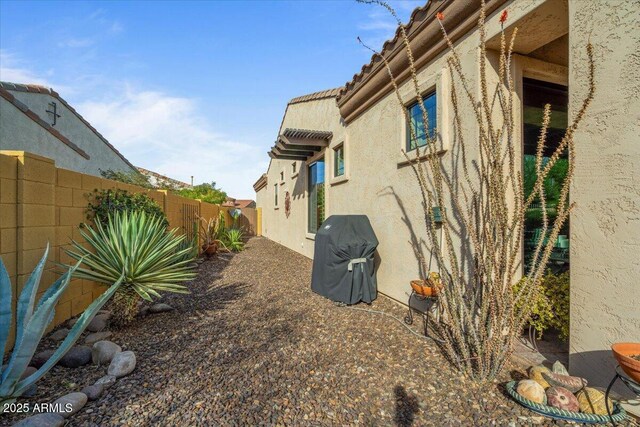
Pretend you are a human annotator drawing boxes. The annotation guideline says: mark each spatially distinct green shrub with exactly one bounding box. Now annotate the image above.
[513,271,569,341]
[66,210,196,327]
[177,182,227,205]
[87,188,168,228]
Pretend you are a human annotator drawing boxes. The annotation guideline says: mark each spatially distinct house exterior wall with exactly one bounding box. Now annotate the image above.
[256,0,640,394]
[568,1,640,391]
[257,0,546,304]
[258,97,345,259]
[0,91,135,176]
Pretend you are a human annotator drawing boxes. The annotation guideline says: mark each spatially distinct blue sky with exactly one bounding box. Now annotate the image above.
[0,0,421,198]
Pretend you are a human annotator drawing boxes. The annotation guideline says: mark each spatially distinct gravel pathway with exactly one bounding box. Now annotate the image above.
[5,237,560,426]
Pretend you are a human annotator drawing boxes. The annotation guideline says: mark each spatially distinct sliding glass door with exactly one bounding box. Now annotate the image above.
[522,78,569,274]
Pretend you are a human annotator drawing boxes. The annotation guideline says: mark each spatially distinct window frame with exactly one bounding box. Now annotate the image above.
[273,182,279,209]
[405,89,437,152]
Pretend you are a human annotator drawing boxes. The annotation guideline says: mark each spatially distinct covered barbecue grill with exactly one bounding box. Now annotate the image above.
[311,215,379,304]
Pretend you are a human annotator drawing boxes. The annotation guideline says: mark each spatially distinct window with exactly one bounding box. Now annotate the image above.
[406,91,437,151]
[292,162,297,175]
[280,170,284,182]
[307,158,325,233]
[274,183,278,207]
[334,144,344,177]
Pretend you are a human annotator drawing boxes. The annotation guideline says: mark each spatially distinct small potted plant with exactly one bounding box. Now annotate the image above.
[198,214,226,256]
[411,271,443,297]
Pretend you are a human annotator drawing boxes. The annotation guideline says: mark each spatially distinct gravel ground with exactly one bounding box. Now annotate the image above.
[4,237,607,426]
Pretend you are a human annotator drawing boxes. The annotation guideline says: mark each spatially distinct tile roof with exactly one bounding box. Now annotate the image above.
[0,81,137,171]
[336,1,435,102]
[288,87,342,105]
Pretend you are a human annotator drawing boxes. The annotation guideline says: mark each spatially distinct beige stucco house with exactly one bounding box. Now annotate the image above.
[255,0,639,394]
[0,81,137,176]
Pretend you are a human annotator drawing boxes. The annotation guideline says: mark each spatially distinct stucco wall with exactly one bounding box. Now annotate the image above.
[257,0,555,306]
[568,1,640,391]
[259,97,346,259]
[0,91,135,176]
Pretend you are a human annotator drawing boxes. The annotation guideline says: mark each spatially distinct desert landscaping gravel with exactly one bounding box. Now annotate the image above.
[4,237,589,426]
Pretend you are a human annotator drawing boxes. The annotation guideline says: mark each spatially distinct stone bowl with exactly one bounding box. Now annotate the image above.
[611,342,640,383]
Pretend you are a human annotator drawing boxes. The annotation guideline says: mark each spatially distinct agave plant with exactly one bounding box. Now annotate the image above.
[223,229,245,252]
[0,246,123,405]
[65,210,196,327]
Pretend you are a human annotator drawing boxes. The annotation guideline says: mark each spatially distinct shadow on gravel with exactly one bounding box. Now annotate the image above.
[394,385,420,426]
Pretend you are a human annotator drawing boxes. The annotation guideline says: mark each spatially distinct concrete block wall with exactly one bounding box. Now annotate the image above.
[0,151,257,353]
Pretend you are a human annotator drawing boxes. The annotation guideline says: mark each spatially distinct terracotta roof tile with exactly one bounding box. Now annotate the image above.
[288,87,342,105]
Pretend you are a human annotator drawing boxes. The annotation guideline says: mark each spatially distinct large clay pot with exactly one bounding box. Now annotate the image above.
[202,242,218,257]
[612,342,640,383]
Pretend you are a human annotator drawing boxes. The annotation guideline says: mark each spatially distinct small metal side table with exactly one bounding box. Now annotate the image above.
[403,290,439,338]
[605,365,639,426]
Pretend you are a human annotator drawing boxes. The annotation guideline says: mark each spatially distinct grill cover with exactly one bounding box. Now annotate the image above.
[311,215,379,304]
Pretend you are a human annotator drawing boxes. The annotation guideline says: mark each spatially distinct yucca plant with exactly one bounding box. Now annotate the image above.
[66,210,197,327]
[197,213,228,256]
[0,246,123,405]
[223,229,245,252]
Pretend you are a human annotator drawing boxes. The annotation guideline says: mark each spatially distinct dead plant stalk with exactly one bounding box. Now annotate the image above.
[359,0,595,381]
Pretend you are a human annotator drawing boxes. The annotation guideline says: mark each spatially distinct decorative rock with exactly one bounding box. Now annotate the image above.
[552,360,569,376]
[95,374,117,389]
[516,380,547,405]
[86,314,109,332]
[92,340,122,365]
[67,317,77,328]
[49,328,69,342]
[58,346,92,368]
[108,351,136,378]
[51,392,87,418]
[30,350,55,368]
[85,331,113,345]
[81,383,104,401]
[546,386,579,412]
[528,365,551,389]
[576,387,612,415]
[97,310,112,318]
[542,372,587,393]
[148,303,174,314]
[11,413,65,427]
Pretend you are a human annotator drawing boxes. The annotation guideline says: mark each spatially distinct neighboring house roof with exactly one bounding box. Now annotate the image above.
[234,199,256,209]
[0,81,137,170]
[288,87,342,105]
[137,166,191,189]
[0,87,90,159]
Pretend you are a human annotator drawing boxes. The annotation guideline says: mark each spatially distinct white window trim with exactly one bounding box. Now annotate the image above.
[396,68,449,166]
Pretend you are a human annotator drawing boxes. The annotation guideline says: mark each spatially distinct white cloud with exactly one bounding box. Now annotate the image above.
[78,86,267,199]
[0,50,54,86]
[58,38,95,48]
[357,0,423,53]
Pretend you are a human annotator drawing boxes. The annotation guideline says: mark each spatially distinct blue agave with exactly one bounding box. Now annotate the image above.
[0,245,123,405]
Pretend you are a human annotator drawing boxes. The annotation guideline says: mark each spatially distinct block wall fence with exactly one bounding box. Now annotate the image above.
[0,151,256,353]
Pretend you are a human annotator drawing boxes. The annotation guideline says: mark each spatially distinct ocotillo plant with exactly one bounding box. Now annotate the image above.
[359,0,594,381]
